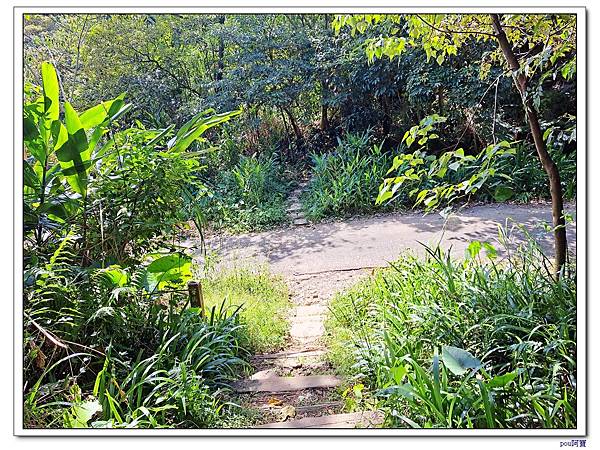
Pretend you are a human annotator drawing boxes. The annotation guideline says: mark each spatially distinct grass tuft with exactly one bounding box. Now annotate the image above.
[203,265,291,354]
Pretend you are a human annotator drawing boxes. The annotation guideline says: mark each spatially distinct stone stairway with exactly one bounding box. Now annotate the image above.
[231,192,383,427]
[287,182,309,226]
[232,346,383,428]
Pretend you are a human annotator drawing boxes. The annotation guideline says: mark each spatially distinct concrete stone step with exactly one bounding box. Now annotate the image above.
[290,317,324,340]
[294,304,328,317]
[233,375,341,393]
[252,349,326,360]
[295,401,343,415]
[293,218,309,226]
[257,411,383,428]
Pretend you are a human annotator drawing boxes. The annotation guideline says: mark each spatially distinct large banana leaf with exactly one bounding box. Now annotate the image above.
[41,61,59,128]
[167,109,242,153]
[52,96,132,196]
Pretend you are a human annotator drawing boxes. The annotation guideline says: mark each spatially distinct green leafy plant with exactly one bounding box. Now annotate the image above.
[326,237,576,428]
[200,154,289,232]
[303,130,395,220]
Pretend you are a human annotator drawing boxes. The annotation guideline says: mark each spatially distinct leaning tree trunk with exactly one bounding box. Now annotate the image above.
[490,13,567,277]
[283,106,303,143]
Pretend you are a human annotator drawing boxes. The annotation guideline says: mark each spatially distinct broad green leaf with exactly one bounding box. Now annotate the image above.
[80,102,109,129]
[70,400,102,428]
[486,371,518,388]
[389,366,408,384]
[37,201,73,223]
[376,189,393,204]
[51,120,68,151]
[168,109,242,153]
[64,102,83,134]
[143,124,175,149]
[143,254,192,292]
[448,161,461,171]
[98,266,128,287]
[23,160,40,190]
[23,114,39,142]
[41,62,59,123]
[441,346,481,376]
[493,185,514,202]
[379,383,416,400]
[466,240,482,259]
[55,128,90,195]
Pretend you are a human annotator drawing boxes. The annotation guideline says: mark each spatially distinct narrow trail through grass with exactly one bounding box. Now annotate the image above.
[230,184,383,428]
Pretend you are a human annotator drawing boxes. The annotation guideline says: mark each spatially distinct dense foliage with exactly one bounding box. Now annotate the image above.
[22,62,286,428]
[302,131,394,220]
[326,240,576,428]
[200,153,290,232]
[25,14,576,231]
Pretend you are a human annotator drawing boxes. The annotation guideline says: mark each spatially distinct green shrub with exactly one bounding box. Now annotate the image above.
[378,115,576,210]
[201,154,289,232]
[325,239,576,428]
[23,239,252,428]
[484,144,576,202]
[88,126,205,265]
[303,131,395,220]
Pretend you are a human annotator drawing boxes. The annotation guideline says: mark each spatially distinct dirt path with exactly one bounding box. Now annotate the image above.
[190,200,576,428]
[202,201,576,278]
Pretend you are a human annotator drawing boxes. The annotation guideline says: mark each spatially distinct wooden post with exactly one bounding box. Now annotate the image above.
[187,280,205,318]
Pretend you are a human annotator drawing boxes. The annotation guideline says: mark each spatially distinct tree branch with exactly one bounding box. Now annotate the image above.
[414,14,497,38]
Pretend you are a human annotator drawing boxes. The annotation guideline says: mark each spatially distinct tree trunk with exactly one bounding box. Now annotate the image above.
[320,14,331,132]
[490,13,567,277]
[381,96,391,135]
[320,93,329,131]
[283,106,303,143]
[215,15,225,83]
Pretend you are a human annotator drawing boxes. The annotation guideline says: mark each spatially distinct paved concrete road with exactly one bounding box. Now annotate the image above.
[196,202,577,276]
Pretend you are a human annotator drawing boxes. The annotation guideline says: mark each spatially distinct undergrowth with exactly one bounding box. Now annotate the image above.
[200,154,290,233]
[325,234,576,428]
[302,131,396,220]
[302,129,576,223]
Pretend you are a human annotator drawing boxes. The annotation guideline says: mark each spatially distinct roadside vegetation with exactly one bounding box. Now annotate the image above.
[302,128,576,221]
[203,266,291,353]
[23,62,287,429]
[199,153,291,233]
[326,237,576,428]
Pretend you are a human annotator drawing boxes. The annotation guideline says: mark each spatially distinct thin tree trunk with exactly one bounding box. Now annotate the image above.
[320,14,331,131]
[490,13,567,277]
[320,99,329,131]
[381,96,391,135]
[283,106,303,143]
[215,15,225,83]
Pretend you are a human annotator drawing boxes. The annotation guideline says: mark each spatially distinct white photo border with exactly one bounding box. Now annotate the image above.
[13,3,587,437]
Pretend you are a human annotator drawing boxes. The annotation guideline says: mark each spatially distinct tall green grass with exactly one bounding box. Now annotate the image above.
[325,238,576,428]
[302,131,395,220]
[203,266,291,354]
[201,154,290,232]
